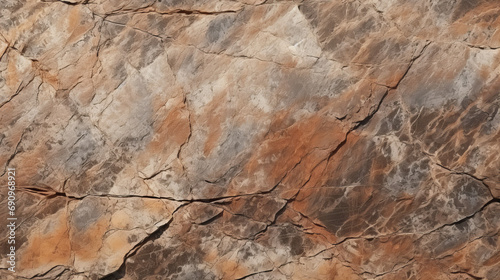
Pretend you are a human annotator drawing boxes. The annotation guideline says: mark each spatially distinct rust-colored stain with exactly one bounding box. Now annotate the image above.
[19,210,72,270]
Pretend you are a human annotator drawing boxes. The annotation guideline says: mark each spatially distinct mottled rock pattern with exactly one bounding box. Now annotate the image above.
[1,0,499,279]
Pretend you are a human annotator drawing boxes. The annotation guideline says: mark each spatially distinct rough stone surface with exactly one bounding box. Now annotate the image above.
[0,0,499,279]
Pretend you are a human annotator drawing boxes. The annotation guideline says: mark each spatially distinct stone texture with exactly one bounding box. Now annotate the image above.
[0,0,499,279]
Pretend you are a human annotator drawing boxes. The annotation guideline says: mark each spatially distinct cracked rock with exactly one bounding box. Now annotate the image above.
[1,0,499,279]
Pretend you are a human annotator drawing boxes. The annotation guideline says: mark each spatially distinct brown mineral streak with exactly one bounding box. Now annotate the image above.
[0,0,499,279]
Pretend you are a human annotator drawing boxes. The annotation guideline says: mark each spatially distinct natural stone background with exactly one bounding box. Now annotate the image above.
[1,0,499,279]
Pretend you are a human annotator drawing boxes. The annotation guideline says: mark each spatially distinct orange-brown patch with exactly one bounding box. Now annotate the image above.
[214,259,249,280]
[203,112,223,156]
[146,101,190,155]
[19,210,72,270]
[71,216,109,261]
[6,53,21,90]
[65,7,93,45]
[482,249,500,266]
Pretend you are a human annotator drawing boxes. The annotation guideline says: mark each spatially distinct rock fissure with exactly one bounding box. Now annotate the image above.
[2,1,499,279]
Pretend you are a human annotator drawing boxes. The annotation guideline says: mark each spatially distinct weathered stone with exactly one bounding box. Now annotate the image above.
[0,0,499,279]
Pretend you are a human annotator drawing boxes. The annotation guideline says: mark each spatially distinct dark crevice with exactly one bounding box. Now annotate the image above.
[176,96,192,166]
[389,41,431,90]
[450,271,484,280]
[18,186,83,200]
[253,202,289,239]
[326,132,349,163]
[271,201,289,223]
[435,162,496,198]
[98,205,183,280]
[41,0,90,6]
[0,87,22,110]
[0,65,37,110]
[199,211,224,225]
[235,269,274,280]
[296,211,329,232]
[419,197,500,239]
[27,265,70,279]
[351,42,430,131]
[464,43,500,50]
[163,9,241,15]
[203,164,243,185]
[141,168,170,180]
[434,162,489,183]
[106,7,243,17]
[353,89,389,129]
[20,190,277,204]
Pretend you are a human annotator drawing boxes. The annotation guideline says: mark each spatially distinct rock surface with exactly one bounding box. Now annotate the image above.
[1,0,499,279]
